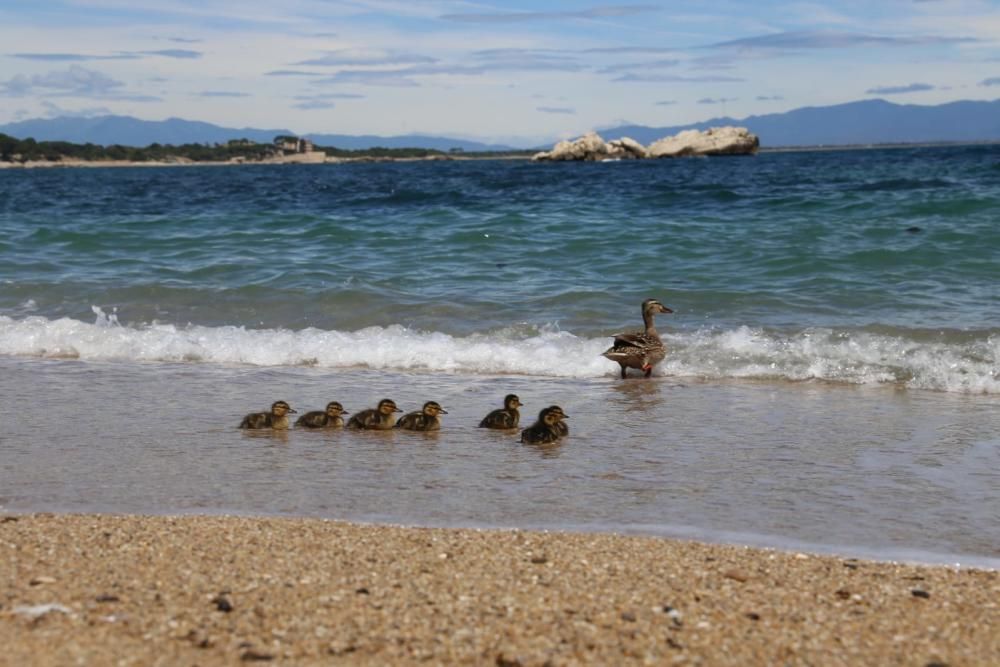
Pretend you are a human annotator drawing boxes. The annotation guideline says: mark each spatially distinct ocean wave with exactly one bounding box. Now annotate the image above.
[0,309,997,394]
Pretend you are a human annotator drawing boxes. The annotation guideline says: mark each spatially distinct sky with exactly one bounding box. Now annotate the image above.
[1,1,999,146]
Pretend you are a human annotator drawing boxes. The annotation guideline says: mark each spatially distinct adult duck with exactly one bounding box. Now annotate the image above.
[602,298,674,379]
[347,398,402,430]
[478,394,523,430]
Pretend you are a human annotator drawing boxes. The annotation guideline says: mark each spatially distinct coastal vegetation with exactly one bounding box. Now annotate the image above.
[0,132,535,164]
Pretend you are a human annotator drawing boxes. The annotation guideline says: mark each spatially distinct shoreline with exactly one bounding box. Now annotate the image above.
[0,154,532,169]
[3,513,996,665]
[3,140,1000,169]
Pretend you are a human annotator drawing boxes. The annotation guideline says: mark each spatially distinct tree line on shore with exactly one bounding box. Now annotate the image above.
[0,133,535,163]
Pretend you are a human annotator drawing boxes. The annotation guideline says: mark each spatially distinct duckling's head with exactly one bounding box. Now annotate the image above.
[546,405,568,420]
[642,298,674,315]
[504,394,523,410]
[271,400,296,415]
[535,407,555,422]
[422,401,448,416]
[325,401,347,417]
[378,398,402,415]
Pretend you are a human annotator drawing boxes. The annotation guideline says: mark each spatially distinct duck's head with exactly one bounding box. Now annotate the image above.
[271,400,296,415]
[504,394,523,410]
[546,405,569,421]
[378,398,403,415]
[422,401,448,416]
[540,408,561,427]
[642,298,674,316]
[325,401,347,417]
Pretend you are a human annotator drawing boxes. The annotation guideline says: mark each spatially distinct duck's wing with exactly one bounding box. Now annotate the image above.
[603,333,654,359]
[295,411,324,428]
[610,332,649,348]
[347,409,376,429]
[480,409,514,429]
[239,412,269,429]
[395,412,420,429]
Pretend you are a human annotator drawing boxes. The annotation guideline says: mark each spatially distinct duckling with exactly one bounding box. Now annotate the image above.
[239,400,296,430]
[295,401,349,429]
[519,407,562,445]
[346,398,402,430]
[479,394,523,429]
[602,298,674,378]
[546,405,570,437]
[396,401,448,431]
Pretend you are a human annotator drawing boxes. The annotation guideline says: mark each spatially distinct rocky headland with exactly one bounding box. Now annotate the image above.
[532,126,760,161]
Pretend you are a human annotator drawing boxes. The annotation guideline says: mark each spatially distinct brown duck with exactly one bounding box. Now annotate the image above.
[602,298,674,378]
[478,394,523,429]
[519,406,563,445]
[239,400,296,430]
[346,398,402,430]
[295,401,348,429]
[395,401,448,431]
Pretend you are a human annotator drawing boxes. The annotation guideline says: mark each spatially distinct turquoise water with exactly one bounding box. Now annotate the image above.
[1,147,998,565]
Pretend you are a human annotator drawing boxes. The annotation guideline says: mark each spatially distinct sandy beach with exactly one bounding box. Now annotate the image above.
[1,513,996,665]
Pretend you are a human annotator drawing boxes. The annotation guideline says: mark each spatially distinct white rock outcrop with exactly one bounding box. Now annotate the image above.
[531,131,610,161]
[531,126,759,161]
[647,126,759,158]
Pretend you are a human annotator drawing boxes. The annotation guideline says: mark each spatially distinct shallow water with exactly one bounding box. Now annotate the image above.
[3,357,997,568]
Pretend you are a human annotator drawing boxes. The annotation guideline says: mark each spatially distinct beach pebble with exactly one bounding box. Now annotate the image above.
[12,603,72,620]
[663,606,683,626]
[911,589,931,599]
[212,595,233,612]
[240,648,274,661]
[29,575,57,586]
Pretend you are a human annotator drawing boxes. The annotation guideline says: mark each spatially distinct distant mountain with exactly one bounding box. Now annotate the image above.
[3,98,1000,150]
[600,99,1000,147]
[0,115,518,152]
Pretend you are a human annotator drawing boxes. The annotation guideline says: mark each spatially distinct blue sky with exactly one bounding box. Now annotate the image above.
[1,1,999,145]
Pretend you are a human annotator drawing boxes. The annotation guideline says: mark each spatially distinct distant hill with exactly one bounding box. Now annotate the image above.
[0,115,293,148]
[3,98,1000,150]
[0,115,517,152]
[600,99,1000,147]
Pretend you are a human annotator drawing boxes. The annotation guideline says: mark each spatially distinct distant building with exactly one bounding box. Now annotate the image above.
[273,136,315,154]
[272,135,325,163]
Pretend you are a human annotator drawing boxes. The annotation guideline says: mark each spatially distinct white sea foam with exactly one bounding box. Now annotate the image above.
[0,312,996,393]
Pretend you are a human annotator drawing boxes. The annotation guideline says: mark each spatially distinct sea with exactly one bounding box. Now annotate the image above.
[1,145,998,568]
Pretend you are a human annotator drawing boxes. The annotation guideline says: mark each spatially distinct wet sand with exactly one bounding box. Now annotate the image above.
[2,513,997,665]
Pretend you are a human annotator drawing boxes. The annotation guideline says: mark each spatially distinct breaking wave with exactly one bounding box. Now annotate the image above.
[0,308,997,394]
